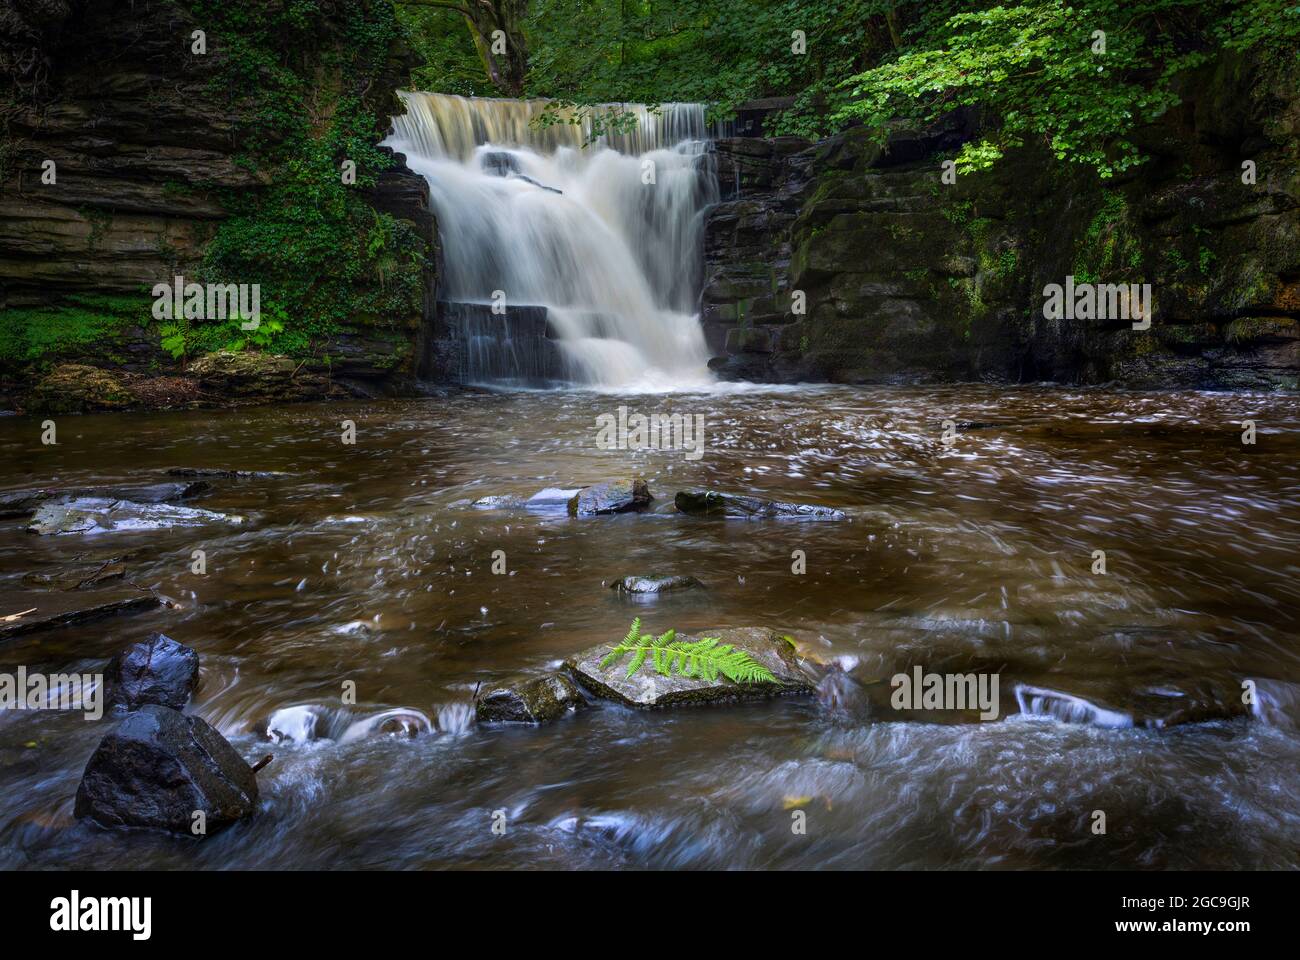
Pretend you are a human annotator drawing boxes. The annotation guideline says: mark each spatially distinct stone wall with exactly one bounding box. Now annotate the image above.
[703,54,1300,390]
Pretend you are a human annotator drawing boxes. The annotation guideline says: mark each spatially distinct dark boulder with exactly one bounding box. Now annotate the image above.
[568,478,652,517]
[74,705,258,835]
[106,633,200,710]
[476,673,587,724]
[674,489,846,520]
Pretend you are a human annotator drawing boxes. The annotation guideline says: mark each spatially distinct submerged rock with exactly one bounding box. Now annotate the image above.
[0,481,207,518]
[566,627,816,709]
[74,705,258,835]
[476,673,587,724]
[165,468,285,480]
[1014,679,1251,730]
[22,559,126,590]
[106,633,200,711]
[1015,684,1133,729]
[610,574,704,595]
[0,588,163,639]
[568,478,652,517]
[471,494,526,510]
[674,489,846,520]
[26,497,242,535]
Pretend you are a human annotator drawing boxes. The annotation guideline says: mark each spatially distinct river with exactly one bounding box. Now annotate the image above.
[2,383,1298,868]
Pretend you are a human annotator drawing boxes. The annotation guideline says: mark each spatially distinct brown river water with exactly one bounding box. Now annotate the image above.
[1,383,1298,869]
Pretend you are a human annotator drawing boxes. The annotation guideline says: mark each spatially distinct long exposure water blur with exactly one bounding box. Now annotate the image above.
[2,383,1298,869]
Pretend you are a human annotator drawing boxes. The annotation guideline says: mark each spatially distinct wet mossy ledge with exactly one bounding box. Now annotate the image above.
[0,0,436,411]
[703,50,1300,391]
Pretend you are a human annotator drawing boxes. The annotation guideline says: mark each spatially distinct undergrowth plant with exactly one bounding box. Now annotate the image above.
[601,619,779,685]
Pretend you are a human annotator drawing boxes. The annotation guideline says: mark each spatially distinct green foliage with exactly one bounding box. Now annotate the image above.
[600,618,780,685]
[178,0,430,360]
[1073,190,1143,281]
[401,0,1299,176]
[835,0,1299,178]
[0,295,151,367]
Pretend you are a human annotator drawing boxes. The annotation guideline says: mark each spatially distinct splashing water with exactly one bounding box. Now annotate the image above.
[386,93,721,390]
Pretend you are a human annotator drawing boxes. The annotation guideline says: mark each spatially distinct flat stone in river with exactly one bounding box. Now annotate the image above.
[674,489,846,520]
[26,497,243,535]
[566,627,816,708]
[610,574,704,595]
[1,587,164,640]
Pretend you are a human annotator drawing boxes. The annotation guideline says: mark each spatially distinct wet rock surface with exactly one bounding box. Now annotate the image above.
[0,588,163,639]
[0,481,208,518]
[610,574,705,595]
[476,673,587,724]
[568,478,652,516]
[674,489,846,520]
[74,705,259,835]
[165,468,285,480]
[566,627,816,708]
[106,634,200,711]
[27,497,241,535]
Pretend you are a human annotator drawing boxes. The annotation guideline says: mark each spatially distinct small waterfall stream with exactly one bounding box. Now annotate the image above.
[385,93,722,389]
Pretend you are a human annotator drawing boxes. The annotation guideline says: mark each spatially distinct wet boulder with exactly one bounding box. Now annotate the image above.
[566,627,816,709]
[26,497,242,535]
[74,705,259,835]
[610,574,704,595]
[106,633,200,711]
[476,673,586,724]
[674,489,846,520]
[568,478,652,517]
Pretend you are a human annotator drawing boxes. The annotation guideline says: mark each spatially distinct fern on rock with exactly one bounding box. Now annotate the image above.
[600,618,779,685]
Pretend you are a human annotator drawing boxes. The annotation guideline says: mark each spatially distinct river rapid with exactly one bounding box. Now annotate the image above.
[1,383,1298,869]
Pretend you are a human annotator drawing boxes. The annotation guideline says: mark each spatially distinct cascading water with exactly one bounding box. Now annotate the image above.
[385,93,723,389]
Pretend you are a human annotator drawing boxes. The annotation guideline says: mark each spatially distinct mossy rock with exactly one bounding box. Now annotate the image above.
[26,364,134,415]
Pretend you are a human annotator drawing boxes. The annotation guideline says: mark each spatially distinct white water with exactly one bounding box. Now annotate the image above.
[385,93,720,389]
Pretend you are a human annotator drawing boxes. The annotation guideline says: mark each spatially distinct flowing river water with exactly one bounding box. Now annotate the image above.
[2,384,1299,869]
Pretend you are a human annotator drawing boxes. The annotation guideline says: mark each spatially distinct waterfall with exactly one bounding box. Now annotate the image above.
[385,93,722,389]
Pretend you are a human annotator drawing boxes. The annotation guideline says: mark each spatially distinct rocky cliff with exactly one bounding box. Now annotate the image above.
[704,52,1300,391]
[0,0,436,405]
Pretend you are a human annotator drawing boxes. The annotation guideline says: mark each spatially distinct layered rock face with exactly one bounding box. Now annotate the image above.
[704,54,1299,390]
[0,0,435,393]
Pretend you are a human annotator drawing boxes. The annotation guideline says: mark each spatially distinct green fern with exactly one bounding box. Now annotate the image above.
[600,619,779,685]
